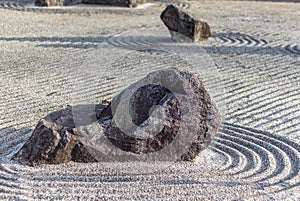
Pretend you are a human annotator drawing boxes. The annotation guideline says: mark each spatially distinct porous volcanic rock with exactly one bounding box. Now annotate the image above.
[96,68,220,161]
[98,84,181,154]
[13,106,98,166]
[14,69,220,165]
[160,5,211,42]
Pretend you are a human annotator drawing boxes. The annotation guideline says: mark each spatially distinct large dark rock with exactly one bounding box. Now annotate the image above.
[160,5,211,42]
[13,106,98,166]
[14,68,220,165]
[93,68,220,161]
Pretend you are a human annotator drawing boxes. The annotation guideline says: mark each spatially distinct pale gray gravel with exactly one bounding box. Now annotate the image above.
[0,0,299,200]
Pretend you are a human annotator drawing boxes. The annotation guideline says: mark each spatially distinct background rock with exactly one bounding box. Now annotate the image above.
[160,5,211,42]
[35,0,146,7]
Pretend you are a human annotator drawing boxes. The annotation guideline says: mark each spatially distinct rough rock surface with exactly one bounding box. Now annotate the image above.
[99,84,181,154]
[160,5,211,42]
[96,68,220,161]
[14,69,220,165]
[13,106,98,166]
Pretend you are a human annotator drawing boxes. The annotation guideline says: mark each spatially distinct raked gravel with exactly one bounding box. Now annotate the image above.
[0,0,299,200]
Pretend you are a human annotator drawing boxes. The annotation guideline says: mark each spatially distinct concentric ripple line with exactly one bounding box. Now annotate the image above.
[223,123,300,188]
[209,146,232,170]
[243,37,252,45]
[0,1,24,8]
[213,135,274,182]
[216,33,267,47]
[283,44,300,55]
[215,131,271,177]
[223,124,290,184]
[251,36,267,46]
[105,36,162,50]
[213,135,260,176]
[156,2,190,9]
[211,141,243,172]
[218,36,233,45]
[217,126,285,183]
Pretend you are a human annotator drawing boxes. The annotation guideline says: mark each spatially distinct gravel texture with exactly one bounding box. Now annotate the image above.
[0,0,299,200]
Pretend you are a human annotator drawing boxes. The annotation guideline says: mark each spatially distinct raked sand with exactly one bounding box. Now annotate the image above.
[0,0,299,200]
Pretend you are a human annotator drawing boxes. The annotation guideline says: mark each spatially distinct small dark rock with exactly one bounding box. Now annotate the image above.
[13,106,97,166]
[160,5,211,42]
